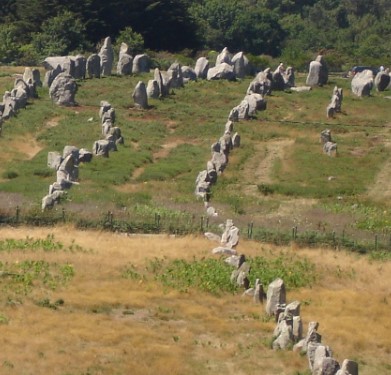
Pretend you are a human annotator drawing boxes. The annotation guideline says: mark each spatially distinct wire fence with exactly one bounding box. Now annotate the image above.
[1,205,390,254]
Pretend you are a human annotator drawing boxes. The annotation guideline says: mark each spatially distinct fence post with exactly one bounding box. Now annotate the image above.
[375,234,378,251]
[332,231,336,248]
[155,213,161,228]
[15,206,20,223]
[200,216,204,232]
[205,217,209,230]
[62,208,66,223]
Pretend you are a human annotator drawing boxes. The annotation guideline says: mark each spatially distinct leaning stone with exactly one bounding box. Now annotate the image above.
[132,81,148,109]
[87,54,101,79]
[194,57,209,79]
[244,93,267,112]
[228,107,239,122]
[49,73,77,106]
[266,278,286,315]
[99,36,114,76]
[43,56,74,75]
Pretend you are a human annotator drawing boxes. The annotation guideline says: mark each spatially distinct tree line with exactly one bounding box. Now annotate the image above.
[0,0,390,70]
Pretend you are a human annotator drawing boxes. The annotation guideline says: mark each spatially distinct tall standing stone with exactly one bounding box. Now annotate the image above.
[49,73,77,106]
[194,57,209,79]
[99,37,114,76]
[87,54,101,79]
[74,55,87,79]
[132,81,148,109]
[265,278,286,315]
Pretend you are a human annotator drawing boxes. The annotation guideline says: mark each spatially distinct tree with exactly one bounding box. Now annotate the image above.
[31,11,91,57]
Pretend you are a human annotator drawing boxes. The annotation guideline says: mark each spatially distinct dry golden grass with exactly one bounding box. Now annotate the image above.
[0,226,390,375]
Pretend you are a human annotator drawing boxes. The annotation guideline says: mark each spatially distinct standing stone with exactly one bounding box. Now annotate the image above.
[132,81,148,109]
[167,62,184,88]
[351,70,374,96]
[23,67,42,87]
[181,66,197,82]
[74,55,87,79]
[336,359,358,375]
[49,73,77,106]
[43,64,63,88]
[99,36,114,76]
[306,55,328,87]
[266,278,286,315]
[147,80,160,98]
[132,54,151,74]
[194,57,209,79]
[231,52,246,79]
[312,345,332,375]
[87,54,101,79]
[322,358,340,375]
[216,47,232,65]
[374,71,391,92]
[117,43,133,75]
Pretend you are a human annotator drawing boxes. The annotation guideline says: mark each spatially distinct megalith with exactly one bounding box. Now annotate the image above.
[99,36,114,76]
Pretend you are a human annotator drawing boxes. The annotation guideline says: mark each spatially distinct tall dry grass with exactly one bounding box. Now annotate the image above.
[0,226,390,375]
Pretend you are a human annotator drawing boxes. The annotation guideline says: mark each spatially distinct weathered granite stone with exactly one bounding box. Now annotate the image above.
[23,67,42,87]
[374,71,391,92]
[93,139,110,157]
[336,359,358,375]
[49,73,77,106]
[147,80,160,98]
[231,52,246,79]
[74,54,87,79]
[351,70,374,96]
[306,55,328,86]
[194,57,209,79]
[207,63,235,81]
[87,54,101,79]
[266,278,286,315]
[117,53,133,75]
[132,81,148,109]
[167,62,184,88]
[99,36,114,76]
[132,54,150,74]
[181,66,197,82]
[47,151,62,170]
[216,47,232,66]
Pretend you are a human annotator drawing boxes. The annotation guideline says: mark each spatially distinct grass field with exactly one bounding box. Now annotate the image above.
[0,226,390,375]
[0,66,391,243]
[0,64,390,373]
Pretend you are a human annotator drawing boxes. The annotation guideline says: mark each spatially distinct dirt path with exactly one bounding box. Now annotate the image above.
[241,138,294,196]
